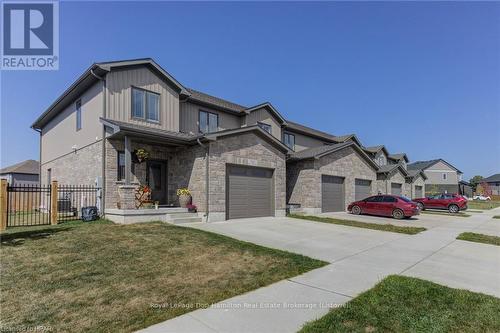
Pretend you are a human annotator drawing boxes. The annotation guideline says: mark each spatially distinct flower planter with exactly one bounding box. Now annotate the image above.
[178,194,191,208]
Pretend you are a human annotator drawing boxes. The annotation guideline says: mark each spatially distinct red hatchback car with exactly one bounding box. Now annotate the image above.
[347,195,420,219]
[413,193,467,213]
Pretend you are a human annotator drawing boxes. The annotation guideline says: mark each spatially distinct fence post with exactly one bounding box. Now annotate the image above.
[0,179,7,231]
[50,181,58,225]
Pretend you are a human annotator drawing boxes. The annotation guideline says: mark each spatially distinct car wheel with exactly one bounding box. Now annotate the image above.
[392,209,404,219]
[416,202,424,211]
[351,205,362,215]
[448,204,459,213]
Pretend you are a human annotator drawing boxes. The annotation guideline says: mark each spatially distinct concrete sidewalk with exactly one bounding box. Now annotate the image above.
[138,207,500,333]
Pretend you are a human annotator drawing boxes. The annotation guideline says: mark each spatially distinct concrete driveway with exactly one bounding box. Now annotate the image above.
[139,208,500,333]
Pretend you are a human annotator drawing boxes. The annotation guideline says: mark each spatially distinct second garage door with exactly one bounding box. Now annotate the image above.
[322,175,345,212]
[355,179,372,201]
[391,183,402,196]
[227,165,274,220]
[414,185,423,198]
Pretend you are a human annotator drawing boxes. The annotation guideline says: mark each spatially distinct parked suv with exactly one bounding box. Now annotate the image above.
[348,195,420,219]
[413,193,467,213]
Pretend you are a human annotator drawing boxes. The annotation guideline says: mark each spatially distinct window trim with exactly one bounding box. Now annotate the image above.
[443,173,447,180]
[198,109,219,134]
[117,151,125,181]
[76,99,82,131]
[283,132,295,151]
[257,121,272,134]
[131,86,161,124]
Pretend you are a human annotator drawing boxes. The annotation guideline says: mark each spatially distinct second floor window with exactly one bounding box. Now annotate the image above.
[283,132,295,150]
[199,110,218,133]
[76,100,82,130]
[377,155,385,166]
[258,122,272,134]
[443,173,447,180]
[132,87,160,122]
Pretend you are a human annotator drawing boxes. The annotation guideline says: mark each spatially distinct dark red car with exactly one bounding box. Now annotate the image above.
[413,193,467,213]
[347,195,420,219]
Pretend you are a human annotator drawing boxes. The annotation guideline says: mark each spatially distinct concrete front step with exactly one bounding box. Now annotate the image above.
[167,217,203,224]
[165,212,202,224]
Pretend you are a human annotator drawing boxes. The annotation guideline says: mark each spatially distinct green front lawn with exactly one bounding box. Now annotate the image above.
[288,214,426,235]
[457,232,500,246]
[0,220,326,332]
[421,210,470,217]
[493,215,500,219]
[468,201,500,210]
[300,275,500,333]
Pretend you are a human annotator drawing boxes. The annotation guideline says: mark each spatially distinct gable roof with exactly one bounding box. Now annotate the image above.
[363,145,389,156]
[186,88,246,114]
[388,153,409,163]
[0,159,39,175]
[284,121,338,143]
[288,142,379,170]
[203,125,291,153]
[408,159,462,174]
[377,163,409,177]
[32,58,190,130]
[482,173,500,183]
[334,134,362,146]
[244,102,287,125]
[406,169,427,181]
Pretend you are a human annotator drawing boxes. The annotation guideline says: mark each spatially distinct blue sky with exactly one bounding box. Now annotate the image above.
[1,1,499,180]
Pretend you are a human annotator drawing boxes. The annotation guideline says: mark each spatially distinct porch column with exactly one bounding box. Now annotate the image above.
[124,135,132,185]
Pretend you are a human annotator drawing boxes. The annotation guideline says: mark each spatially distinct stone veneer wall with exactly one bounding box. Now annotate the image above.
[105,139,206,209]
[405,176,425,199]
[376,169,409,197]
[207,132,286,221]
[40,140,102,186]
[287,146,377,213]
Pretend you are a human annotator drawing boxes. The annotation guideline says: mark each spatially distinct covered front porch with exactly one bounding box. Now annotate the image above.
[101,118,207,223]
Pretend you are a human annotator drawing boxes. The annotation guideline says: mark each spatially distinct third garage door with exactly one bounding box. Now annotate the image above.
[414,185,423,198]
[322,175,345,212]
[355,179,372,201]
[227,165,273,220]
[391,183,402,196]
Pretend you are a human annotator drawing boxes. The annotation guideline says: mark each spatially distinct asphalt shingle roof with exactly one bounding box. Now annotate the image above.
[482,173,500,183]
[407,159,440,171]
[186,88,246,113]
[0,160,39,175]
[289,142,351,160]
[363,145,385,154]
[101,118,200,141]
[285,121,338,142]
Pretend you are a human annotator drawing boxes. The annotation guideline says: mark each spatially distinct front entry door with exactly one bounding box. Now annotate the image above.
[146,160,167,205]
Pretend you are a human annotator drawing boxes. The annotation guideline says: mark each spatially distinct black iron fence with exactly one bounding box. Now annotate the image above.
[5,183,101,227]
[57,185,101,222]
[7,184,51,227]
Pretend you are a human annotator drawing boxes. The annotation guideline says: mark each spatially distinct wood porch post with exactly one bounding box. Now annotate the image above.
[0,179,7,231]
[124,135,132,185]
[50,180,58,225]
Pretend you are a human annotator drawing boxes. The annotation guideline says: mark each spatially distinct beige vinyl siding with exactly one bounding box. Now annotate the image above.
[424,161,459,184]
[292,132,327,152]
[243,108,281,139]
[179,102,241,134]
[106,66,180,132]
[41,82,103,163]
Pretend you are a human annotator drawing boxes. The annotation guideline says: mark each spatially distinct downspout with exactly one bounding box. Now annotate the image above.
[197,138,209,222]
[34,128,42,184]
[91,69,106,215]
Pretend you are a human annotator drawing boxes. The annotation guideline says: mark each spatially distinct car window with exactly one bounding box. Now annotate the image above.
[364,196,377,202]
[399,196,412,203]
[382,196,397,203]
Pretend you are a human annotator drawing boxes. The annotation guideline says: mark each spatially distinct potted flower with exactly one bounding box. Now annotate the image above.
[176,188,191,208]
[186,204,197,213]
[133,148,149,163]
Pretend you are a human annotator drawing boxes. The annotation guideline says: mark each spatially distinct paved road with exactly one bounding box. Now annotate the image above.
[139,208,500,333]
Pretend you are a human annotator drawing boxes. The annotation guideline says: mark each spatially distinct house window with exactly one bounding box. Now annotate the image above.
[131,87,160,122]
[377,155,385,166]
[47,168,51,185]
[283,132,295,150]
[258,122,272,134]
[76,100,82,130]
[199,110,218,133]
[443,173,447,180]
[118,152,125,181]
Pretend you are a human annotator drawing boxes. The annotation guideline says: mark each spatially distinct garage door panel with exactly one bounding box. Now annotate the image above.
[322,175,345,212]
[414,186,423,198]
[227,165,274,220]
[355,179,372,201]
[391,183,402,196]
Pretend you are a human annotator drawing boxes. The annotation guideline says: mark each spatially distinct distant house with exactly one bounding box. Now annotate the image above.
[408,159,463,195]
[458,180,473,197]
[480,174,500,195]
[0,160,40,186]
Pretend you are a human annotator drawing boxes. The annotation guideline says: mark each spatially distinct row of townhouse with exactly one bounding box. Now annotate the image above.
[32,58,434,222]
